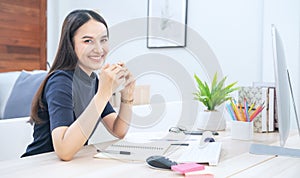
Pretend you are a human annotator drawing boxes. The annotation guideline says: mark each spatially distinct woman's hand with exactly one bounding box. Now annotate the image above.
[118,62,136,101]
[97,63,126,99]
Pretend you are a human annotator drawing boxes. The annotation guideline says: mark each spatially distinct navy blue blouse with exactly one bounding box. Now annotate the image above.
[22,70,115,157]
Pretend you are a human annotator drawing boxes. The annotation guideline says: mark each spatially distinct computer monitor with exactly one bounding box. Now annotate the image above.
[272,24,300,147]
[272,24,291,147]
[249,25,300,157]
[272,24,300,146]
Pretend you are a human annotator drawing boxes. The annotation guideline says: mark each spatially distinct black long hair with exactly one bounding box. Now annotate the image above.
[30,9,108,124]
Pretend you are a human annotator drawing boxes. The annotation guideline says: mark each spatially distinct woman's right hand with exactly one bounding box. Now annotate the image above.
[97,63,126,99]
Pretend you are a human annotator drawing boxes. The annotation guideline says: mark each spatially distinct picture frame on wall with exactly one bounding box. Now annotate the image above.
[147,0,187,48]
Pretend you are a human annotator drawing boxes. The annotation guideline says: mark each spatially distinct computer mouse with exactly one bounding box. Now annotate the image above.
[146,155,178,170]
[204,137,215,143]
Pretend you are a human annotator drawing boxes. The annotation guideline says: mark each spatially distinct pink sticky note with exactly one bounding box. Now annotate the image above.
[171,163,205,174]
[184,174,214,178]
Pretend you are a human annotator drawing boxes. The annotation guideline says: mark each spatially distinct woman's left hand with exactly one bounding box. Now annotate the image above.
[118,63,135,100]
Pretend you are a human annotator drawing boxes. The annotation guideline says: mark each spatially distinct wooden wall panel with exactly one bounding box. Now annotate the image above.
[0,0,47,72]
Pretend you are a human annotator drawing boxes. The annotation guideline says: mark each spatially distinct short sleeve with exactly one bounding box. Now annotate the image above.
[45,71,75,131]
[101,101,115,118]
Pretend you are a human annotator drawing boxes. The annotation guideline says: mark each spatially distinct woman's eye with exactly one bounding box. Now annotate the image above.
[84,39,93,43]
[101,38,108,43]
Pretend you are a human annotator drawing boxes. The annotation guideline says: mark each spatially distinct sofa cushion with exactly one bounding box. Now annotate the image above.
[3,71,47,119]
[0,71,21,119]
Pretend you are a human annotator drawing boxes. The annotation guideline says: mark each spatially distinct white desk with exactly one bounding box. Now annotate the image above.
[229,133,300,178]
[0,131,299,178]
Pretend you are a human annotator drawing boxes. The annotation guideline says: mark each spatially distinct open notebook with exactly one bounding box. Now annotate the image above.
[94,139,170,161]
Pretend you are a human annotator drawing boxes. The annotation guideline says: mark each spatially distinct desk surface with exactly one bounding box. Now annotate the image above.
[0,130,299,178]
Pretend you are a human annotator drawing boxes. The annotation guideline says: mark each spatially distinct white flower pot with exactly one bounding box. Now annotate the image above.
[197,110,226,131]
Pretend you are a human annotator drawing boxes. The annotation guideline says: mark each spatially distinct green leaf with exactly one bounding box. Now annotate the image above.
[193,72,238,111]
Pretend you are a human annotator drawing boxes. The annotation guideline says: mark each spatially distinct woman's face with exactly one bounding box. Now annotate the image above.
[73,19,109,75]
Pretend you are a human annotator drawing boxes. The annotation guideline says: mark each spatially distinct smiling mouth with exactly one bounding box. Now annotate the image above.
[89,55,104,62]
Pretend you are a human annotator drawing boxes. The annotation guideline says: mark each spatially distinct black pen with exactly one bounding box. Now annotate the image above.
[97,149,131,155]
[184,131,219,136]
[170,143,189,146]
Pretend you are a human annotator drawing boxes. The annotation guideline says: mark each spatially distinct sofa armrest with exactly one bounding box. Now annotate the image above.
[0,117,33,160]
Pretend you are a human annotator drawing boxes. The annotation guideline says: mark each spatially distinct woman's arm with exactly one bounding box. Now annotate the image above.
[102,101,133,138]
[102,64,136,138]
[52,94,109,161]
[51,64,126,161]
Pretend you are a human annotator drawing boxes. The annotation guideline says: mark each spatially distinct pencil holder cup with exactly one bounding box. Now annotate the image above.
[231,121,253,140]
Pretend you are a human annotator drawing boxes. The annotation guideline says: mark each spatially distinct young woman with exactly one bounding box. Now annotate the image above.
[21,9,135,161]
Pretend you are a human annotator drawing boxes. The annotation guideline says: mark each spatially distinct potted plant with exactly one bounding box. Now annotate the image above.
[193,72,238,130]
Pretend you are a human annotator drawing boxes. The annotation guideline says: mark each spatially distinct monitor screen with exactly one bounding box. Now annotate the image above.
[271,24,290,147]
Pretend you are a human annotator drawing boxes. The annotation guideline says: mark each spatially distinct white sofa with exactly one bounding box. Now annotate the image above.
[0,71,35,160]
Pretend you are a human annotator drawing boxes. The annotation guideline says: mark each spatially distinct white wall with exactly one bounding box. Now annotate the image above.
[48,0,264,85]
[188,0,263,86]
[47,0,300,128]
[261,0,300,128]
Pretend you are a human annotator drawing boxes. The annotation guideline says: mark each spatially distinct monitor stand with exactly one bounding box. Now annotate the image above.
[250,70,300,158]
[249,143,300,157]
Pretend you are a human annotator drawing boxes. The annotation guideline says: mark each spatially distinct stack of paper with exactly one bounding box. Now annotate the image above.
[173,142,222,166]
